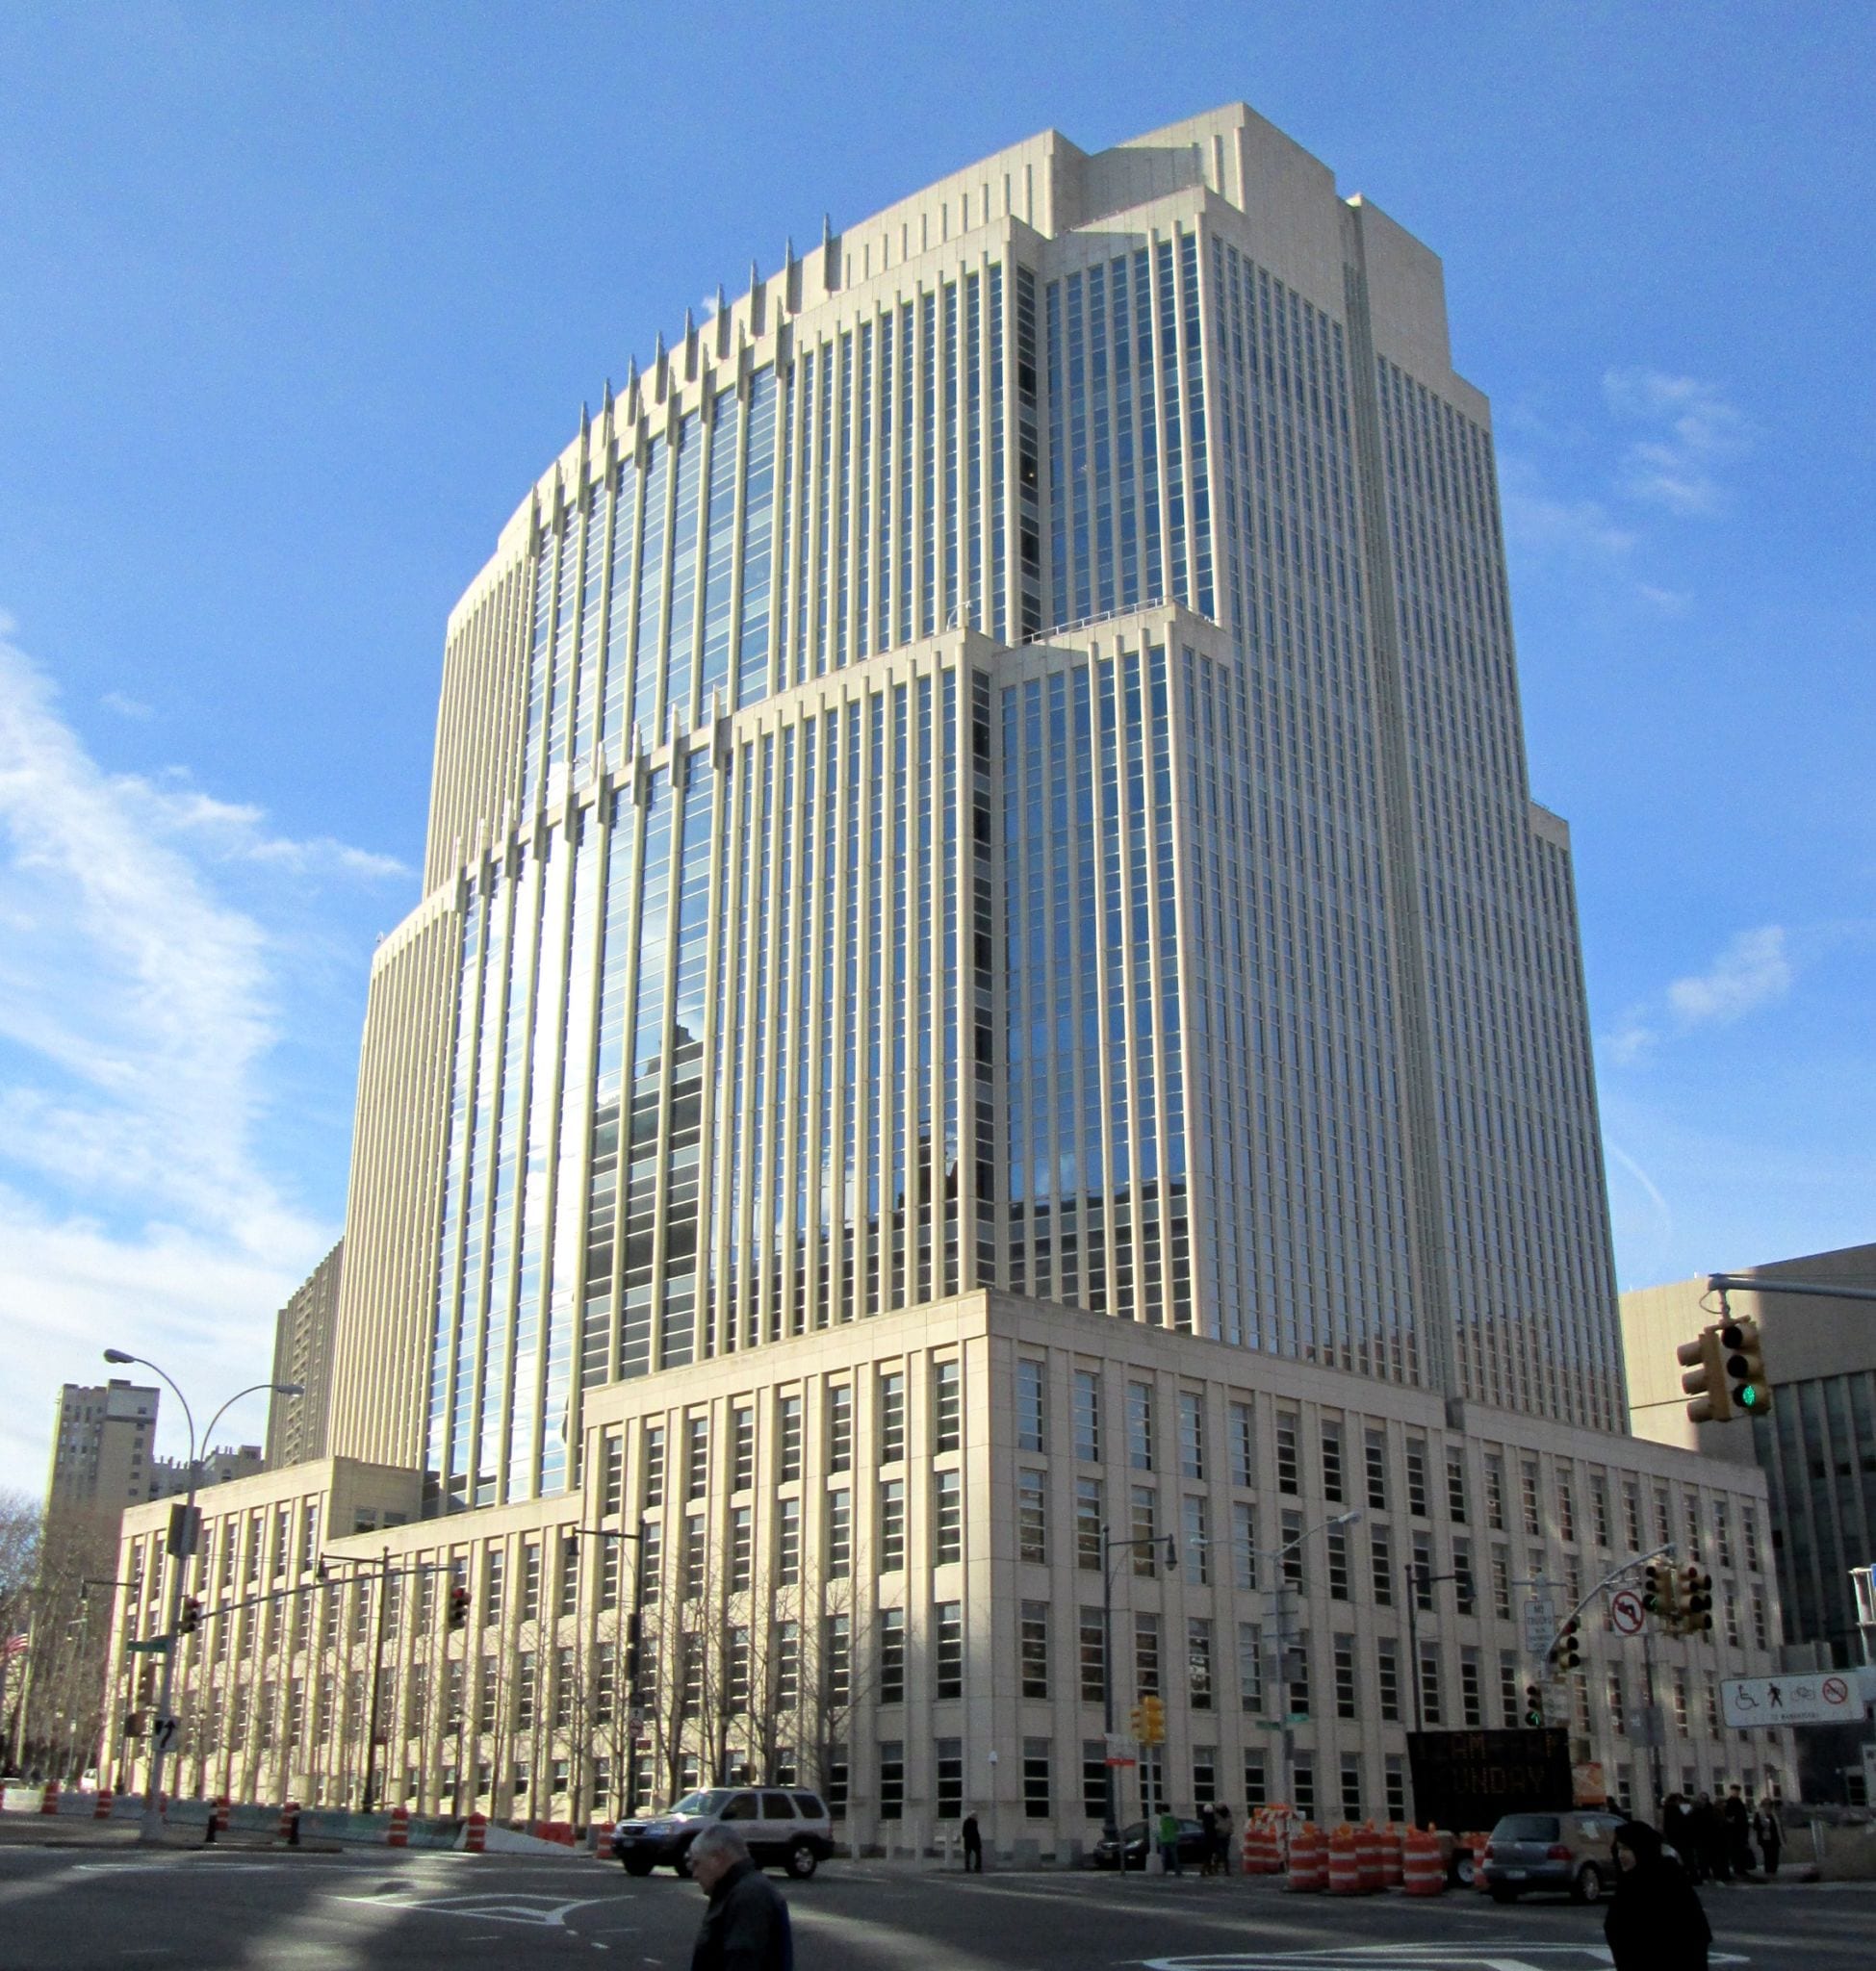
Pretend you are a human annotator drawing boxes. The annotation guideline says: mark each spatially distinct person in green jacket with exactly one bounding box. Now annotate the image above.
[1157,1806,1183,1875]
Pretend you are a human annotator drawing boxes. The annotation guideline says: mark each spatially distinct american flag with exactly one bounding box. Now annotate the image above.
[2,1634,26,1659]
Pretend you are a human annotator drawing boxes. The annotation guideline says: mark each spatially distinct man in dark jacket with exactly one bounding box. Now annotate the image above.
[1605,1821,1711,1971]
[689,1826,793,1971]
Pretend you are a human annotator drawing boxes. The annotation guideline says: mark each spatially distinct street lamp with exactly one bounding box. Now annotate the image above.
[1253,1509,1361,1812]
[102,1349,301,1844]
[1099,1526,1177,1847]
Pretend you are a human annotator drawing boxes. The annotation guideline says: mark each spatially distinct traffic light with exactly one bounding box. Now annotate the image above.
[1642,1561,1680,1628]
[1678,1326,1733,1424]
[124,1711,144,1737]
[447,1584,470,1630]
[1523,1683,1546,1728]
[1719,1318,1772,1416]
[1678,1567,1713,1637]
[1127,1702,1144,1738]
[1548,1616,1582,1674]
[1138,1695,1166,1744]
[178,1598,202,1636]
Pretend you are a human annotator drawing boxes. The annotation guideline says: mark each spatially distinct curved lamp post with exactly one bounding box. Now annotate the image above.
[103,1348,301,1843]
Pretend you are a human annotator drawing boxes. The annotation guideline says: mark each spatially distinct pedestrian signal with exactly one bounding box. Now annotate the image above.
[1719,1318,1772,1416]
[1678,1325,1733,1424]
[1548,1616,1582,1673]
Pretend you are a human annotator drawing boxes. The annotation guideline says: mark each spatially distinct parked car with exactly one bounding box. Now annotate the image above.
[1090,1817,1211,1871]
[1480,1809,1627,1903]
[610,1786,834,1878]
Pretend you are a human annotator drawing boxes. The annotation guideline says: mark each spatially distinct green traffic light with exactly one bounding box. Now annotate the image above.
[1739,1386,1760,1408]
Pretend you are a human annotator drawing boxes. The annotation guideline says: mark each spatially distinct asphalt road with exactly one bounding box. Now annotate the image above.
[0,1844,1868,1971]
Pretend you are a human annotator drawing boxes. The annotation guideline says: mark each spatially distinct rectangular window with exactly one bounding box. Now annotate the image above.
[1500,1652,1521,1729]
[1447,1450,1469,1524]
[934,1360,962,1452]
[1276,1412,1299,1495]
[730,1506,753,1591]
[643,1424,666,1507]
[827,1386,853,1474]
[640,1515,662,1599]
[1281,1508,1305,1589]
[558,1540,579,1617]
[1229,1400,1255,1488]
[879,1740,904,1820]
[1419,1646,1442,1727]
[1326,1522,1350,1600]
[935,1469,963,1564]
[1178,1391,1204,1480]
[1187,1617,1213,1711]
[1016,1360,1046,1453]
[1385,1755,1406,1824]
[1412,1532,1433,1610]
[1232,1500,1258,1590]
[684,1513,706,1600]
[1017,1470,1047,1565]
[879,1608,910,1702]
[686,1415,709,1497]
[1365,1429,1389,1511]
[1286,1636,1311,1719]
[1134,1612,1161,1694]
[1131,1485,1158,1574]
[1377,1638,1401,1723]
[1243,1749,1268,1810]
[1020,1600,1049,1699]
[1022,1737,1051,1820]
[1461,1649,1483,1728]
[732,1404,756,1492]
[1322,1421,1345,1503]
[1405,1440,1428,1518]
[1591,1475,1612,1549]
[879,1370,906,1463]
[1079,1608,1106,1702]
[1192,1744,1217,1806]
[1072,1369,1101,1462]
[778,1497,801,1585]
[1556,1471,1577,1543]
[1522,1459,1542,1537]
[878,1480,905,1572]
[1485,1454,1506,1531]
[935,1600,964,1699]
[1340,1755,1363,1826]
[1126,1380,1154,1470]
[827,1489,851,1579]
[1453,1537,1476,1614]
[1237,1622,1264,1712]
[1182,1495,1208,1585]
[1083,1740,1109,1820]
[935,1738,964,1820]
[778,1395,803,1482]
[1075,1476,1103,1569]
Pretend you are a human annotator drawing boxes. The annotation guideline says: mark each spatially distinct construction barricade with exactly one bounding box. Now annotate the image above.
[92,1788,113,1821]
[1380,1823,1405,1888]
[39,1779,60,1815]
[387,1805,410,1848]
[464,1810,488,1854]
[1355,1821,1386,1892]
[1285,1820,1326,1892]
[1326,1824,1363,1895]
[1402,1825,1446,1897]
[1242,1811,1283,1875]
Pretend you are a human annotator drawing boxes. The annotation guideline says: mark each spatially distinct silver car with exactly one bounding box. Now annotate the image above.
[1481,1809,1627,1903]
[611,1785,834,1878]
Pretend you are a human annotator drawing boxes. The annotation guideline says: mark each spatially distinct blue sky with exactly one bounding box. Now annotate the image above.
[1,3,1871,1491]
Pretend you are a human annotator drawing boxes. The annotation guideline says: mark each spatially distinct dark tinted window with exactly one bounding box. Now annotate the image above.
[790,1792,827,1819]
[1495,1814,1559,1842]
[721,1792,758,1821]
[760,1791,798,1819]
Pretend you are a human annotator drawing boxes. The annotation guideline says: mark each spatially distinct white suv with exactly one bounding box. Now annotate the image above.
[611,1786,835,1878]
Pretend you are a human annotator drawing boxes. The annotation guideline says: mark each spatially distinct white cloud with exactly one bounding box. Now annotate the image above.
[100,690,153,720]
[1666,925,1792,1028]
[1498,456,1637,561]
[0,623,400,1491]
[1604,368,1753,518]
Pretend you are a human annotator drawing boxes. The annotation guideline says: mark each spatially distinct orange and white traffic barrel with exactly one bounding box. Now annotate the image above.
[1401,1824,1446,1897]
[464,1810,488,1854]
[1326,1824,1362,1895]
[1285,1820,1327,1892]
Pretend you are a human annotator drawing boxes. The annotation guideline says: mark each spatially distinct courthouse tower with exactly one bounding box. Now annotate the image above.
[109,105,1793,1843]
[329,104,1624,1511]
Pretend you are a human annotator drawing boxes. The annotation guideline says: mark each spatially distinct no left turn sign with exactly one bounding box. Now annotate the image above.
[1608,1587,1645,1636]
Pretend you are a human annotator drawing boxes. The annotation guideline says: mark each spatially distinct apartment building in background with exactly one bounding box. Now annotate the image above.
[46,1380,161,1520]
[106,102,1789,1842]
[267,1241,345,1469]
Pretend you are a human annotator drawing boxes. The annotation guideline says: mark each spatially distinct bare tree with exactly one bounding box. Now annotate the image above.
[5,1498,118,1782]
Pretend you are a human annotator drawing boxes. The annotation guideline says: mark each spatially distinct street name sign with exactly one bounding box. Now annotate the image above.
[1721,1673,1861,1728]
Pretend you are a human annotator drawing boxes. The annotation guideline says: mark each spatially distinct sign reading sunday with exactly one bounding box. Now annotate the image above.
[1721,1673,1861,1728]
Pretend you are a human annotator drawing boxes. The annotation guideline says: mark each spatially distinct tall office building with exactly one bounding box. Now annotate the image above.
[329,101,1622,1514]
[267,1241,344,1468]
[110,107,1784,1839]
[45,1380,161,1519]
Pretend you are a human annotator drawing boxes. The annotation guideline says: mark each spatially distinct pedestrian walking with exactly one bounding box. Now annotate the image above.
[962,1811,983,1873]
[1156,1805,1183,1876]
[1752,1800,1783,1878]
[1722,1788,1755,1878]
[1661,1794,1700,1881]
[1215,1803,1233,1875]
[1197,1805,1218,1876]
[1692,1794,1731,1883]
[687,1826,793,1971]
[1605,1821,1712,1971]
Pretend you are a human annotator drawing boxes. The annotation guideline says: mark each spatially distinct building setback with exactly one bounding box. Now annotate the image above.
[267,1241,345,1469]
[108,102,1787,1840]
